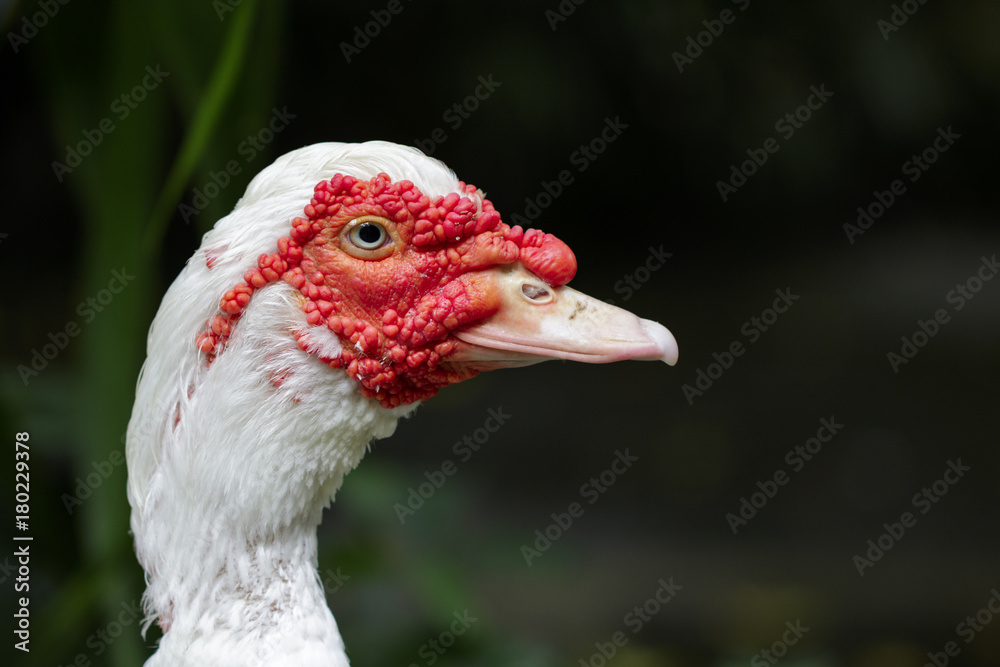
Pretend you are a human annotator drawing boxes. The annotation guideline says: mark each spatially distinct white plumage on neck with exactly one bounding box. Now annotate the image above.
[127,142,460,666]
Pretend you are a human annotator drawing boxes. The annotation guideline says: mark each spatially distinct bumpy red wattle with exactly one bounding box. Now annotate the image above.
[195,172,575,407]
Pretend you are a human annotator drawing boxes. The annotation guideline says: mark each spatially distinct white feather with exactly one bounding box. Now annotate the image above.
[126,141,463,666]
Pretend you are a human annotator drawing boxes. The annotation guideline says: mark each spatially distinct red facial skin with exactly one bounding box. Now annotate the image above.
[196,173,577,408]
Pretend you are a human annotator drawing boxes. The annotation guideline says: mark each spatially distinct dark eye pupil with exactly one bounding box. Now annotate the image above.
[358,223,382,244]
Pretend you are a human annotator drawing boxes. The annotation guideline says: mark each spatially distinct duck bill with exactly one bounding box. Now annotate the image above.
[450,265,678,369]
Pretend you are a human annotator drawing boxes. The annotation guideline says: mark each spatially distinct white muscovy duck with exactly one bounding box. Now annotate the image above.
[126,141,678,666]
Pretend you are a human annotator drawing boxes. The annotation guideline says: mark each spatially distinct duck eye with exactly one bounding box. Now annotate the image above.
[340,216,397,260]
[349,222,387,249]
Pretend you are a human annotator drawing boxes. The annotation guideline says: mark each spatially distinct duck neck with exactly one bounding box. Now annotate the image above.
[130,289,415,666]
[148,513,347,667]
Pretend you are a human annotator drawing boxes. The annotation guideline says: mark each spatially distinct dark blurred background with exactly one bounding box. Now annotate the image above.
[1,1,998,666]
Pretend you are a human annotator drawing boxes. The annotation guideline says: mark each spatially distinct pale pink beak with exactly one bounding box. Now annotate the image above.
[451,265,678,369]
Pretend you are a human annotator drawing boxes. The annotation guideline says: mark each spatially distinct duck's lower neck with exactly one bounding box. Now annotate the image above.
[147,516,348,667]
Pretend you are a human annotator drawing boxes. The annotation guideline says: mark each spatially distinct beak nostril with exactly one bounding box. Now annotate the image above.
[521,283,552,303]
